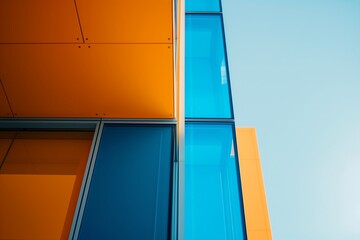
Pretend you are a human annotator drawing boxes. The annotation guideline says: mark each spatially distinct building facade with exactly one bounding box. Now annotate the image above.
[0,0,270,239]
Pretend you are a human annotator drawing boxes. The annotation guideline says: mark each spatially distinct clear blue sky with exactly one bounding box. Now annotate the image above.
[222,0,360,239]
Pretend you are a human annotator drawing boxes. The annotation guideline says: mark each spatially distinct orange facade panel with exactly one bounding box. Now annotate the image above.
[0,174,77,239]
[1,132,94,175]
[236,128,272,240]
[0,0,82,43]
[0,44,174,118]
[0,131,93,240]
[0,81,12,117]
[0,133,14,162]
[76,0,173,43]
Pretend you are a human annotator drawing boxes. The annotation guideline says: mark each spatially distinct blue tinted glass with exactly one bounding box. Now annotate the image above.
[186,0,221,12]
[185,123,246,240]
[78,125,173,240]
[186,15,232,118]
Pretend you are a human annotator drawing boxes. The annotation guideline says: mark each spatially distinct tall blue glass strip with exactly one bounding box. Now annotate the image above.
[184,0,246,239]
[185,0,221,12]
[184,123,246,240]
[78,125,174,240]
[185,14,232,118]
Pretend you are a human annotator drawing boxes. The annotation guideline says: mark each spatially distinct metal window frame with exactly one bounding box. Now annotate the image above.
[0,118,180,240]
[70,120,178,240]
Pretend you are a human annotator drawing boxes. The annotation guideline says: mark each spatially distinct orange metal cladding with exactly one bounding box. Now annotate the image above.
[0,131,93,240]
[236,128,272,240]
[0,0,174,119]
[0,0,82,43]
[0,81,12,117]
[76,0,173,43]
[0,132,14,161]
[0,44,174,118]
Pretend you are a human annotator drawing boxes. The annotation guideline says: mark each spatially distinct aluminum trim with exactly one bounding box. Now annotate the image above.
[69,121,101,239]
[72,121,104,240]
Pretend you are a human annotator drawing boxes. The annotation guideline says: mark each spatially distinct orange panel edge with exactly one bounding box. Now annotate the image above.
[235,128,272,240]
[0,79,13,117]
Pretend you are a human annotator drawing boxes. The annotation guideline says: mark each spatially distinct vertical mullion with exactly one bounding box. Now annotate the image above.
[71,121,104,240]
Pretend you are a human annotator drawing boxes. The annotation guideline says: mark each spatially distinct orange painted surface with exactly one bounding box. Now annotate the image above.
[236,128,272,240]
[0,44,174,118]
[0,175,76,240]
[76,0,173,43]
[0,80,12,117]
[0,0,82,43]
[0,132,15,164]
[0,131,93,240]
[0,140,12,163]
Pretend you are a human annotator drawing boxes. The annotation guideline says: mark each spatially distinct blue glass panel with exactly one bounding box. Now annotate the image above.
[186,0,221,12]
[186,15,232,118]
[185,123,246,240]
[78,125,173,240]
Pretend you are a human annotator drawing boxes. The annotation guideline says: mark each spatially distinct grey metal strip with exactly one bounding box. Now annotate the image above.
[72,121,104,240]
[0,119,98,129]
[171,161,179,240]
[68,121,101,240]
[102,119,177,124]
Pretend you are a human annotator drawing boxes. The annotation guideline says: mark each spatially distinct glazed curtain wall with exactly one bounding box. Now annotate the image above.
[185,123,245,240]
[185,0,246,239]
[185,14,232,119]
[77,125,174,240]
[0,0,247,239]
[0,123,176,240]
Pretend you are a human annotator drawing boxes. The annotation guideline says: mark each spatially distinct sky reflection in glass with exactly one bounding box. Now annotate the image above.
[185,14,232,119]
[185,123,246,240]
[186,0,221,12]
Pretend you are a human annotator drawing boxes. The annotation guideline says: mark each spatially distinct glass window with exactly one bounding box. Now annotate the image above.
[185,123,246,240]
[78,125,174,240]
[186,0,221,12]
[0,131,94,240]
[186,15,232,118]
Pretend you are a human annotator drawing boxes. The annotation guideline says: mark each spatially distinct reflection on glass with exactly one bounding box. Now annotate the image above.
[186,0,221,12]
[78,125,173,240]
[185,123,246,240]
[0,131,94,240]
[186,15,232,118]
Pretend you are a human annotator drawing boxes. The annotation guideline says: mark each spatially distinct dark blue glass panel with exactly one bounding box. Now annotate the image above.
[78,125,173,240]
[186,15,232,118]
[185,123,246,240]
[186,0,221,12]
